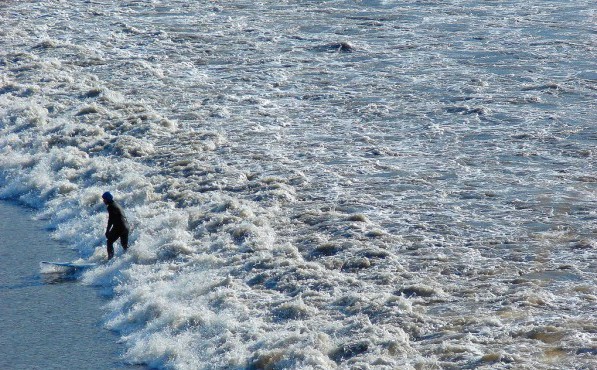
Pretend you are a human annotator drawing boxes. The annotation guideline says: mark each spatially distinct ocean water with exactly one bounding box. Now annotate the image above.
[0,0,595,369]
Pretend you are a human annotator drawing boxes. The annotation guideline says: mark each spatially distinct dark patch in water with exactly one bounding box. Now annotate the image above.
[311,244,340,257]
[0,84,35,97]
[330,341,369,363]
[33,40,58,49]
[571,240,594,250]
[313,42,356,53]
[446,106,487,115]
[576,348,597,356]
[83,88,102,98]
[415,332,444,342]
[0,85,19,95]
[341,257,371,271]
[246,272,269,287]
[521,83,561,91]
[76,106,99,116]
[396,286,436,298]
[272,304,308,321]
[345,214,367,222]
[360,249,390,259]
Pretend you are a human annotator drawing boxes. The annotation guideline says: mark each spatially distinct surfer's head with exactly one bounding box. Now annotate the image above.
[102,191,114,203]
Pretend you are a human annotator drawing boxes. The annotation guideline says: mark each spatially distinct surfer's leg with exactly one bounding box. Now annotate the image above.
[107,239,114,259]
[121,229,129,252]
[107,231,118,259]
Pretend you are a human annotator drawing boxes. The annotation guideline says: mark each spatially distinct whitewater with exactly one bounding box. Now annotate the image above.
[1,0,595,369]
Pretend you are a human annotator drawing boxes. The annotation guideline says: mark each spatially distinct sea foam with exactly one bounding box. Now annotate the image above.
[1,0,596,369]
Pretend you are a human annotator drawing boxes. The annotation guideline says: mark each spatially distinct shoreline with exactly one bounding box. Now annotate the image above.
[0,200,144,370]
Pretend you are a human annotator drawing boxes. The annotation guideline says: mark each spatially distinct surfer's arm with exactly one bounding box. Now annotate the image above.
[106,207,114,235]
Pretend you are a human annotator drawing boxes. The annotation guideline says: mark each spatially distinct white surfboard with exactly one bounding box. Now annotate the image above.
[40,261,98,269]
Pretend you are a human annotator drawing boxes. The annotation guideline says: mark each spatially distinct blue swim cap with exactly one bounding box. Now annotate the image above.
[102,191,114,202]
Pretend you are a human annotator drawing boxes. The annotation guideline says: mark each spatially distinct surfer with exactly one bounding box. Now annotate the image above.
[102,192,130,260]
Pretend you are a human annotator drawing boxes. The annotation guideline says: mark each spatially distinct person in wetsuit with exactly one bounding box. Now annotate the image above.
[102,191,129,260]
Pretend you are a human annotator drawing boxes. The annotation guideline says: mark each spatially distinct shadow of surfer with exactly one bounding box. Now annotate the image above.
[41,268,82,284]
[102,192,130,260]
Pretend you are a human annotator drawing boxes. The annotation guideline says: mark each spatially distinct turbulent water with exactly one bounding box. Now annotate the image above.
[1,0,596,369]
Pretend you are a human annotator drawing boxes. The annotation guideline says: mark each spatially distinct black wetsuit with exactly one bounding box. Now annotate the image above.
[106,200,129,259]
